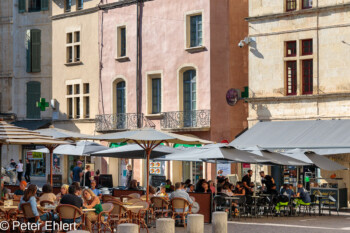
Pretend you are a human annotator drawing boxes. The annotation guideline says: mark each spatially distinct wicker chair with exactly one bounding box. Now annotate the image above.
[107,201,129,232]
[21,203,45,232]
[170,198,192,228]
[92,203,114,233]
[128,198,143,204]
[130,201,149,233]
[128,193,141,199]
[56,204,84,230]
[101,195,117,203]
[151,197,171,219]
[120,195,134,203]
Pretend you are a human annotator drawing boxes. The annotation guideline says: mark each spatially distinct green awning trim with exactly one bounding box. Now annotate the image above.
[173,144,202,148]
[110,142,127,148]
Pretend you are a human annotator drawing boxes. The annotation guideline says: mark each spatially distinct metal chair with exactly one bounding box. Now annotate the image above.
[56,204,84,230]
[322,195,339,216]
[107,200,129,232]
[150,196,171,220]
[21,203,45,232]
[130,201,149,233]
[92,203,114,233]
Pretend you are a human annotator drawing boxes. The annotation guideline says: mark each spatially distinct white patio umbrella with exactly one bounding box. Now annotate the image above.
[94,128,212,201]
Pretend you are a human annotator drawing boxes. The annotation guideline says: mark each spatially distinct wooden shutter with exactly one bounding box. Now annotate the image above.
[31,29,41,73]
[26,30,32,72]
[19,0,26,13]
[26,81,41,119]
[41,0,49,10]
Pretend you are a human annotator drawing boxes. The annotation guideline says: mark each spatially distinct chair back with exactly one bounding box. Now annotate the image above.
[128,193,141,199]
[213,195,227,207]
[21,202,36,219]
[171,198,190,212]
[56,204,83,220]
[310,194,316,203]
[108,201,128,216]
[102,195,116,203]
[120,195,133,202]
[130,201,149,214]
[40,200,54,207]
[128,198,142,204]
[101,203,114,212]
[12,199,21,206]
[151,197,169,209]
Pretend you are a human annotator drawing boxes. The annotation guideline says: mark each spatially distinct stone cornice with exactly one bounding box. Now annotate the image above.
[52,0,153,21]
[247,92,350,103]
[246,3,350,22]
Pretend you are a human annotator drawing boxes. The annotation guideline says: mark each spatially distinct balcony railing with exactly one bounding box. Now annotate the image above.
[95,113,155,132]
[160,110,210,130]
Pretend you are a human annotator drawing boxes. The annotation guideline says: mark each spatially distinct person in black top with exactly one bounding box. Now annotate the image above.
[126,164,133,188]
[201,181,212,194]
[24,159,31,183]
[195,179,205,193]
[242,170,253,195]
[83,165,92,188]
[260,171,275,193]
[60,185,83,209]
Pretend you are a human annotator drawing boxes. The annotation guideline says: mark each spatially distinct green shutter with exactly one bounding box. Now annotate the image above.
[31,29,41,73]
[41,0,49,10]
[26,30,32,72]
[19,0,26,13]
[26,81,41,119]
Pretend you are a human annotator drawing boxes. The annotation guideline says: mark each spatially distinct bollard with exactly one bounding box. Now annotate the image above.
[117,223,139,233]
[212,212,227,233]
[187,214,204,233]
[156,218,175,233]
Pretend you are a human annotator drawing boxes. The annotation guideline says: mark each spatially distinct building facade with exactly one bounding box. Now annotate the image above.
[247,0,350,201]
[52,0,248,186]
[0,0,52,178]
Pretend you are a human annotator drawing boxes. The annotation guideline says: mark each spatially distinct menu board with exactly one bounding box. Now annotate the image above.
[150,161,162,175]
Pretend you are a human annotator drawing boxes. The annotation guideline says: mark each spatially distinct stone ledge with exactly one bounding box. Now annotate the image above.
[64,61,83,66]
[161,127,210,132]
[115,56,130,62]
[185,46,207,53]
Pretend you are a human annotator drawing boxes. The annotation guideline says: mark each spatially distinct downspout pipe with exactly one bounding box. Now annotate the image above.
[136,0,141,128]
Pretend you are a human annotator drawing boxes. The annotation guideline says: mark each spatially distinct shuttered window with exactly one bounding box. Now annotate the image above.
[26,29,41,73]
[26,81,41,119]
[19,0,26,13]
[190,15,202,47]
[41,0,49,10]
[152,78,161,114]
[29,0,41,12]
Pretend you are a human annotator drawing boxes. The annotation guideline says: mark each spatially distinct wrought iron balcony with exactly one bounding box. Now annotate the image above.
[160,110,210,131]
[95,113,155,132]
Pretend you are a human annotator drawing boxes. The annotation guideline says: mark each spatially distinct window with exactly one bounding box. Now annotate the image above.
[26,29,41,73]
[190,15,202,47]
[183,70,196,127]
[29,0,41,12]
[152,78,161,114]
[77,0,83,10]
[84,97,90,118]
[67,98,73,119]
[74,84,80,94]
[302,0,312,9]
[83,83,89,94]
[286,41,296,57]
[302,39,313,55]
[66,31,81,63]
[26,81,41,119]
[66,82,90,119]
[116,81,126,114]
[302,60,313,94]
[117,26,127,58]
[286,0,296,11]
[65,0,71,12]
[19,0,26,13]
[67,85,72,95]
[286,61,297,96]
[75,97,80,118]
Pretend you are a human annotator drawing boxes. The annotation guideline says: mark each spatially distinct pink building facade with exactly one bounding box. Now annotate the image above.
[96,0,248,185]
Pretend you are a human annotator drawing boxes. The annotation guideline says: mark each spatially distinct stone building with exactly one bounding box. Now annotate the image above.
[0,0,52,176]
[243,0,350,203]
[51,0,249,186]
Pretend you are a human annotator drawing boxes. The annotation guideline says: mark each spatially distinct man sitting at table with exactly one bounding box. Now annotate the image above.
[294,182,311,208]
[60,185,83,224]
[169,182,193,211]
[14,180,27,200]
[0,181,10,200]
[90,180,102,199]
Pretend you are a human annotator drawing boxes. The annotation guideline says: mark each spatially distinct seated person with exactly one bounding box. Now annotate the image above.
[0,181,10,200]
[280,184,295,200]
[149,185,156,196]
[295,182,311,208]
[14,180,27,200]
[201,181,212,194]
[165,179,172,192]
[233,182,245,196]
[128,179,139,191]
[208,180,216,194]
[19,184,50,222]
[187,184,195,193]
[82,189,103,232]
[39,184,57,203]
[275,184,293,214]
[169,182,193,213]
[90,180,102,198]
[156,185,169,198]
[221,184,234,196]
[56,184,69,202]
[267,184,279,196]
[195,179,205,193]
[60,185,83,224]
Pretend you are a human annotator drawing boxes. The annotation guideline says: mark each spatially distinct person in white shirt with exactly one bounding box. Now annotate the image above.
[16,160,24,183]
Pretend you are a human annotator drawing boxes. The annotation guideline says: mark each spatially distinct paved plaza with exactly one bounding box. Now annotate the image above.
[147,215,350,233]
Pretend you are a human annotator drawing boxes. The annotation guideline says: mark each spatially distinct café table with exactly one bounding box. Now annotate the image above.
[315,195,328,216]
[224,196,241,220]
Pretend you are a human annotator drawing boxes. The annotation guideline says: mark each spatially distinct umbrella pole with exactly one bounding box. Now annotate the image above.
[49,146,54,186]
[146,148,151,202]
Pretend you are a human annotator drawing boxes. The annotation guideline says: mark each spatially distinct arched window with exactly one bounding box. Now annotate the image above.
[26,81,41,119]
[116,81,126,114]
[183,70,196,127]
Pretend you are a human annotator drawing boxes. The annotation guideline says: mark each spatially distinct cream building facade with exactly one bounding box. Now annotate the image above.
[247,0,350,202]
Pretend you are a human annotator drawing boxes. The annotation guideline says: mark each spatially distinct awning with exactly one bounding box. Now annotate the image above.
[11,120,51,130]
[230,120,350,150]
